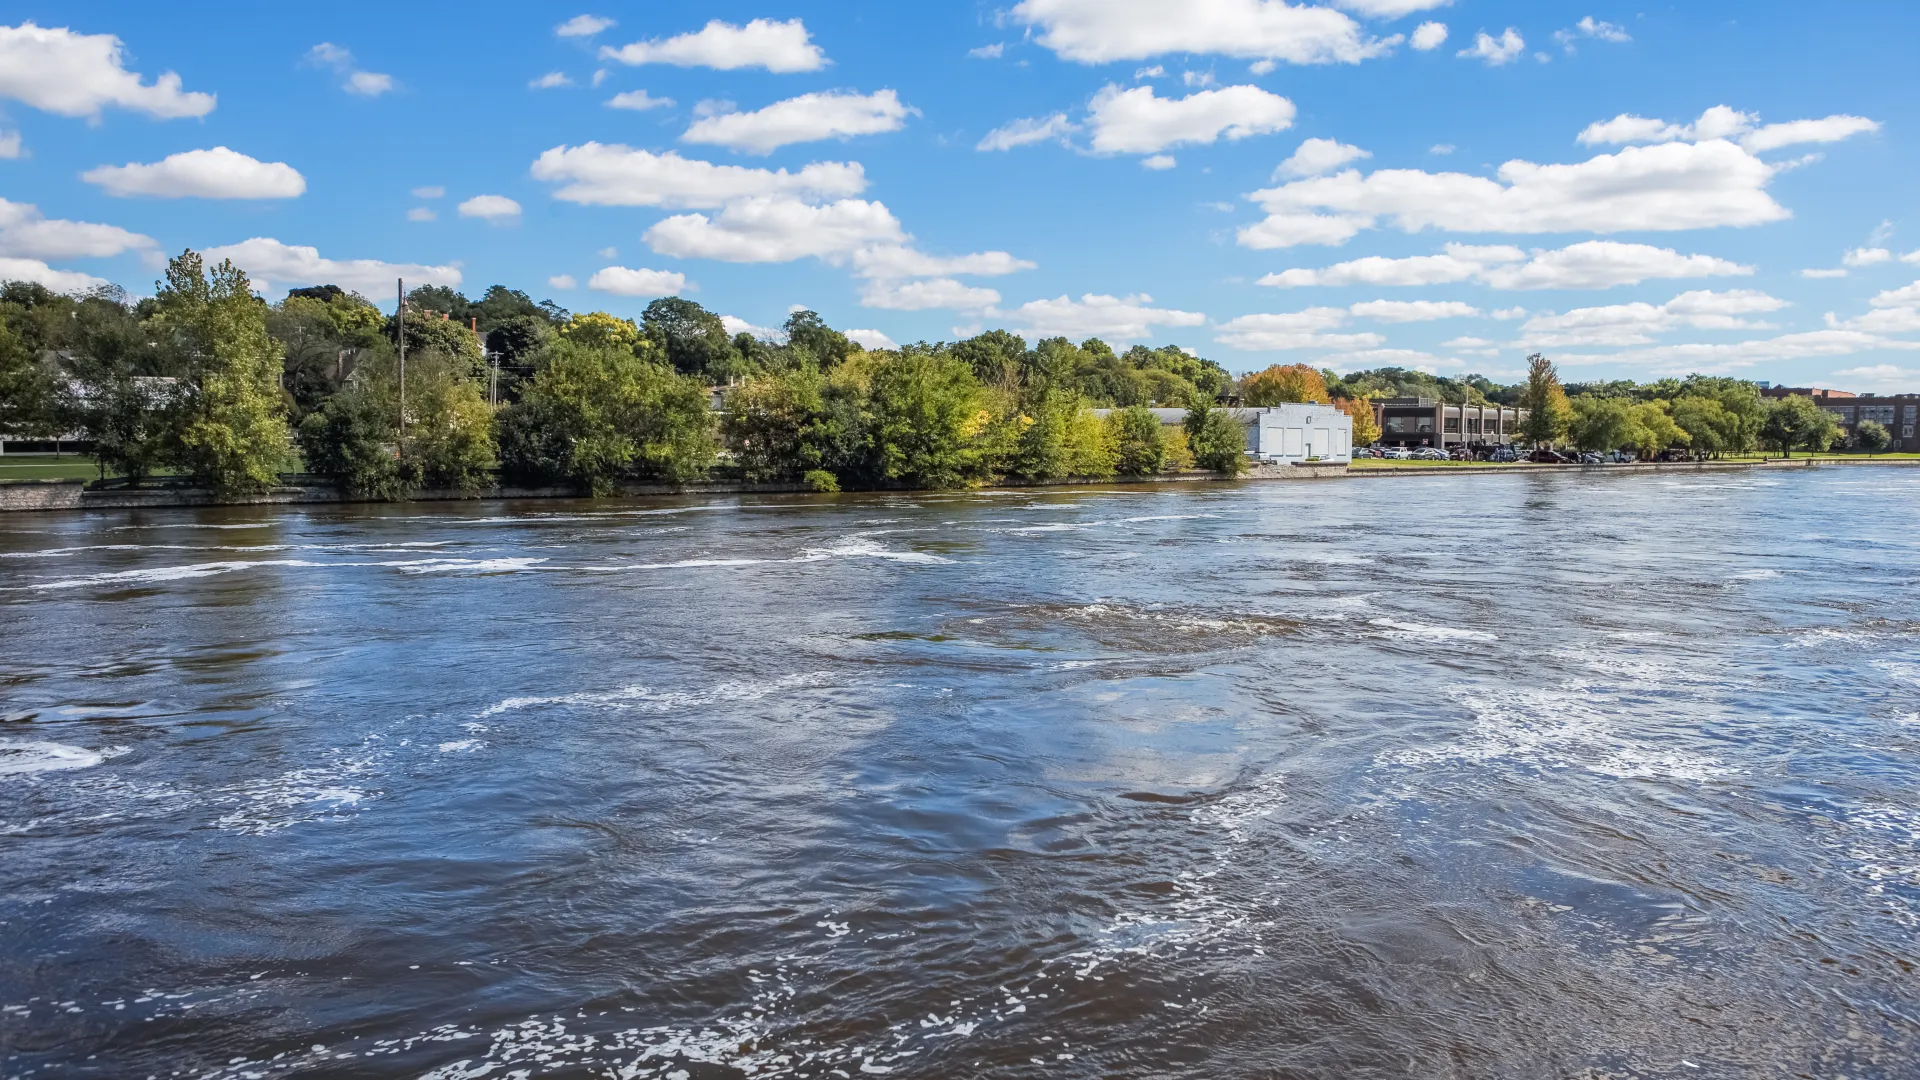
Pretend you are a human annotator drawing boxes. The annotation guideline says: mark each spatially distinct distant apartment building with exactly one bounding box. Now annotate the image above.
[1372,397,1528,449]
[1762,386,1920,450]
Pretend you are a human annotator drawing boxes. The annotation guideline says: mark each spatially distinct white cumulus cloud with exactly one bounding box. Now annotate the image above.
[1332,0,1452,16]
[557,15,614,38]
[860,277,1000,311]
[977,113,1078,152]
[644,196,905,263]
[547,274,577,289]
[1258,241,1751,291]
[1213,308,1384,351]
[601,18,827,73]
[1010,0,1393,66]
[1520,289,1788,347]
[1275,137,1369,178]
[1349,299,1481,322]
[202,237,461,297]
[0,21,215,119]
[529,72,572,90]
[606,90,674,111]
[1844,247,1892,268]
[1088,83,1296,154]
[1576,104,1880,154]
[81,147,305,199]
[1240,136,1792,248]
[0,197,154,260]
[995,292,1206,341]
[531,144,867,209]
[305,43,395,98]
[845,328,899,350]
[458,195,522,222]
[1410,22,1448,50]
[848,245,1035,279]
[587,265,688,297]
[0,257,110,293]
[682,89,915,155]
[1458,28,1524,66]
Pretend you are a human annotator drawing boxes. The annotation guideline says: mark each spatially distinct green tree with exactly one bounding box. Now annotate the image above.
[783,309,854,368]
[1761,394,1841,456]
[497,339,713,494]
[865,348,991,488]
[149,251,291,496]
[1517,353,1573,448]
[1184,402,1246,475]
[1855,418,1893,454]
[1106,405,1167,476]
[1061,406,1116,478]
[643,297,742,382]
[953,329,1029,392]
[722,366,831,481]
[1625,400,1688,459]
[0,317,56,442]
[1570,395,1633,451]
[1670,395,1734,458]
[296,382,403,500]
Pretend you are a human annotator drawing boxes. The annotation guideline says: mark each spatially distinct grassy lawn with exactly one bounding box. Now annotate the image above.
[0,456,110,482]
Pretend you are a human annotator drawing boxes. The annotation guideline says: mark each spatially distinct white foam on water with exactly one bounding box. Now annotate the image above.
[110,522,277,531]
[1377,680,1733,783]
[1368,618,1499,643]
[1728,568,1784,581]
[1832,802,1920,927]
[0,741,125,776]
[436,739,482,753]
[387,557,548,575]
[476,671,833,719]
[797,538,950,564]
[1871,659,1920,686]
[19,559,316,590]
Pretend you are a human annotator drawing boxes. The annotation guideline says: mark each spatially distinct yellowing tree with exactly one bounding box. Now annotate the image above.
[1240,363,1331,406]
[1335,395,1381,444]
[1518,353,1573,447]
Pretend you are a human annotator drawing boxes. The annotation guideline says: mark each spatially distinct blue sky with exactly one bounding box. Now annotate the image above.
[4,1,1918,388]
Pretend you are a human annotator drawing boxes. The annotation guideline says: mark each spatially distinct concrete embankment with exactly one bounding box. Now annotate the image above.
[1348,457,1920,478]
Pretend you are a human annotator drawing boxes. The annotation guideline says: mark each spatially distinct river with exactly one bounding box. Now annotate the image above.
[2,470,1917,1079]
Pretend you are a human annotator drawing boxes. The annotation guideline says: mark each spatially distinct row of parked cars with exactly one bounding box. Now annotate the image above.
[1361,445,1644,464]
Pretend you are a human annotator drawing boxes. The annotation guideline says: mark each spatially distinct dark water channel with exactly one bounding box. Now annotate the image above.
[2,471,1917,1079]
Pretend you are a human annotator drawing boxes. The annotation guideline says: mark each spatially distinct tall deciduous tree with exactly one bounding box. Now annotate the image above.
[1334,395,1381,445]
[1183,401,1246,475]
[497,340,712,494]
[1106,405,1167,476]
[1761,394,1841,456]
[1855,418,1892,454]
[1518,353,1573,448]
[1241,363,1331,406]
[149,251,291,496]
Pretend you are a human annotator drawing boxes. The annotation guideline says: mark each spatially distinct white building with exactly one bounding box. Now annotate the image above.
[1094,404,1353,464]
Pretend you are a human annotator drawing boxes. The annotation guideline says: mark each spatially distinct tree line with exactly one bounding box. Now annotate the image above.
[1512,354,1864,458]
[0,253,1874,499]
[0,252,1258,497]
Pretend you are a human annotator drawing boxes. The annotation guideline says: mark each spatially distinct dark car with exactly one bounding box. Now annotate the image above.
[1527,449,1573,464]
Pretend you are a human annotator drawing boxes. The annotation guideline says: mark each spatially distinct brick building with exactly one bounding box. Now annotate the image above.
[1761,387,1920,451]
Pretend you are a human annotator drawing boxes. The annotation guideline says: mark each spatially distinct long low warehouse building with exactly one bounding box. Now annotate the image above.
[1093,404,1353,464]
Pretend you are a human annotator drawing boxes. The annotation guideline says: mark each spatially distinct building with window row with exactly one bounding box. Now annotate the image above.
[1372,398,1529,449]
[1761,387,1920,450]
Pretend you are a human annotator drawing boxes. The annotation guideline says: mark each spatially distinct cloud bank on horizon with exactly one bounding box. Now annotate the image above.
[2,2,1918,388]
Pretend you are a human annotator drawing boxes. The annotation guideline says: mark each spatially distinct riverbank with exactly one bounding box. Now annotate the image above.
[0,461,1351,514]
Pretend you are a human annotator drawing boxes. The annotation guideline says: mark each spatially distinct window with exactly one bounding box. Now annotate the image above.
[1465,419,1481,433]
[1861,405,1895,424]
[1416,418,1434,433]
[1906,425,1916,439]
[1822,406,1856,422]
[1386,417,1408,433]
[1906,405,1917,422]
[1444,418,1460,433]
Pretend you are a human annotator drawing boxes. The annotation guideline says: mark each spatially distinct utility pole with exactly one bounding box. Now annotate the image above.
[396,278,407,457]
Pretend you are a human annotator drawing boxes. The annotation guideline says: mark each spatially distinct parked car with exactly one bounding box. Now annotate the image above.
[1578,451,1604,465]
[1528,449,1574,464]
[1381,447,1413,460]
[1411,447,1451,461]
[1606,450,1637,463]
[1490,446,1523,463]
[1448,447,1477,461]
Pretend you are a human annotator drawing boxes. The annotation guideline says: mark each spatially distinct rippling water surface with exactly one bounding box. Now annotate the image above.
[3,471,1918,1079]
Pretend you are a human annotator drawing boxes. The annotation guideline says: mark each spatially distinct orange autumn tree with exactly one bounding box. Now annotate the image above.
[1240,364,1331,406]
[1335,396,1382,445]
